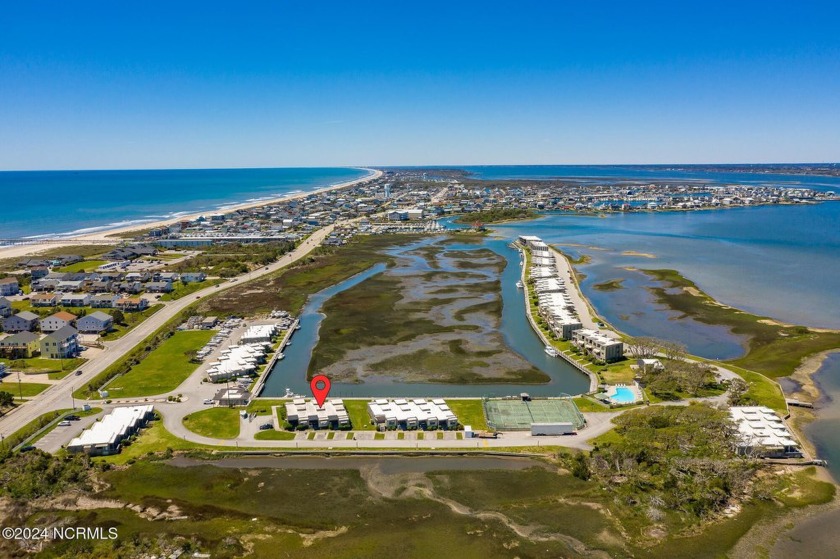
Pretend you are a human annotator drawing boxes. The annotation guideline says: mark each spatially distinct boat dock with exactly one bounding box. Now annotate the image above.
[252,318,299,396]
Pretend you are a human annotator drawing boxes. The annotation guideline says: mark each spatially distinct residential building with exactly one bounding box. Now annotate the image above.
[367,398,459,430]
[0,331,41,358]
[286,398,350,429]
[41,311,78,333]
[115,297,148,312]
[76,311,114,334]
[30,292,60,307]
[730,406,802,458]
[145,281,173,293]
[90,293,119,308]
[39,325,80,359]
[0,277,20,296]
[181,272,206,283]
[60,292,91,307]
[68,405,155,456]
[0,297,11,318]
[571,328,625,363]
[3,311,39,333]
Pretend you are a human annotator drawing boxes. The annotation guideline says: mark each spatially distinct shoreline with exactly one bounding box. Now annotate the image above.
[0,167,383,260]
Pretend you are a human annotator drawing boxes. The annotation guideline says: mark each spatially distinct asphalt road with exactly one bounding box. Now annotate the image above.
[0,222,341,441]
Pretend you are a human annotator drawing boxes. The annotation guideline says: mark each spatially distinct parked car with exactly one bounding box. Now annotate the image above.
[75,370,83,376]
[259,423,273,430]
[57,421,71,427]
[19,445,36,452]
[203,399,214,405]
[66,415,80,421]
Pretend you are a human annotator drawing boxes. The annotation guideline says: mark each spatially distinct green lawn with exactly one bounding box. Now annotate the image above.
[0,382,51,398]
[572,395,612,412]
[254,430,296,441]
[182,407,241,439]
[246,399,288,416]
[99,304,164,341]
[445,399,488,430]
[0,357,86,376]
[160,279,224,301]
[57,260,108,273]
[102,330,214,398]
[343,399,375,430]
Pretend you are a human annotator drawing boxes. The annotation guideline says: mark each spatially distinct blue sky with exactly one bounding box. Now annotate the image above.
[1,1,839,169]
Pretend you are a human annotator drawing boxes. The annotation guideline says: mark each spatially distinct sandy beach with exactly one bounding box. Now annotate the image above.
[0,167,383,260]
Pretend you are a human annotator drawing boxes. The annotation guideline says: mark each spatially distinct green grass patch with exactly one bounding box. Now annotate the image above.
[572,395,612,412]
[99,304,164,341]
[182,407,241,439]
[374,432,384,440]
[0,382,51,398]
[0,357,86,376]
[246,399,288,416]
[343,399,375,430]
[592,278,624,291]
[254,430,296,441]
[101,330,213,398]
[56,260,108,273]
[159,278,224,301]
[444,399,487,430]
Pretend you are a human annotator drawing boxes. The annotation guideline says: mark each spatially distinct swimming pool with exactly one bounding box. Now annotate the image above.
[610,386,638,404]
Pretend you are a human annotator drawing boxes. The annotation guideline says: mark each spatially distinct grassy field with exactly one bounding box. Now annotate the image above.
[182,407,241,439]
[572,395,612,412]
[642,268,840,378]
[0,382,51,398]
[254,430,296,440]
[343,399,375,430]
[199,234,426,317]
[246,398,287,416]
[0,357,86,375]
[17,451,828,559]
[100,303,164,340]
[159,278,224,301]
[723,362,788,413]
[445,399,488,430]
[101,330,214,398]
[56,259,108,272]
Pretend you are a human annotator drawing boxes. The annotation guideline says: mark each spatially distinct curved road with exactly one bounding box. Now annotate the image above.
[0,171,383,441]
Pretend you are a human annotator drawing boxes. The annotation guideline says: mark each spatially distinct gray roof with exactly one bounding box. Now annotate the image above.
[0,297,10,307]
[15,311,39,321]
[85,311,113,321]
[0,331,40,344]
[43,325,78,341]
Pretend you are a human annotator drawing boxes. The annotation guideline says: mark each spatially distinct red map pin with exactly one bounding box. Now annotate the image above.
[310,374,331,408]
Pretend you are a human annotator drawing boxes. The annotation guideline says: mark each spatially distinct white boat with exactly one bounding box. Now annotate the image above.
[295,323,301,330]
[277,353,285,360]
[544,345,559,357]
[516,281,523,289]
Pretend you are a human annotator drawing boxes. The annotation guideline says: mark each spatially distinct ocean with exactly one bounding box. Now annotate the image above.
[0,167,371,239]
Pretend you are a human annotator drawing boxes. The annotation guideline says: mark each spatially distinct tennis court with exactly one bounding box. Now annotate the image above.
[483,398,585,431]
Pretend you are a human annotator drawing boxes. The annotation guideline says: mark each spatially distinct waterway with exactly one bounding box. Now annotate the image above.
[804,353,840,481]
[260,236,590,398]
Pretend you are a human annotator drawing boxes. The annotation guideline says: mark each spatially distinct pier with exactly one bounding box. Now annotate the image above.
[252,318,299,396]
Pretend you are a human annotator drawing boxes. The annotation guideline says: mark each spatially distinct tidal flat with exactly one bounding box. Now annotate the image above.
[310,239,548,384]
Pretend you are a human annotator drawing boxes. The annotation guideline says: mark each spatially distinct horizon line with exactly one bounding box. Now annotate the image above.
[0,162,838,173]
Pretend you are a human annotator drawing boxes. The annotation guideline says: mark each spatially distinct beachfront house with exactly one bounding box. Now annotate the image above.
[3,311,40,333]
[0,331,41,358]
[39,325,80,359]
[59,292,91,307]
[180,272,206,283]
[0,297,11,318]
[145,280,173,293]
[77,311,114,334]
[115,297,148,312]
[41,311,78,333]
[90,293,119,308]
[30,292,60,307]
[0,277,20,296]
